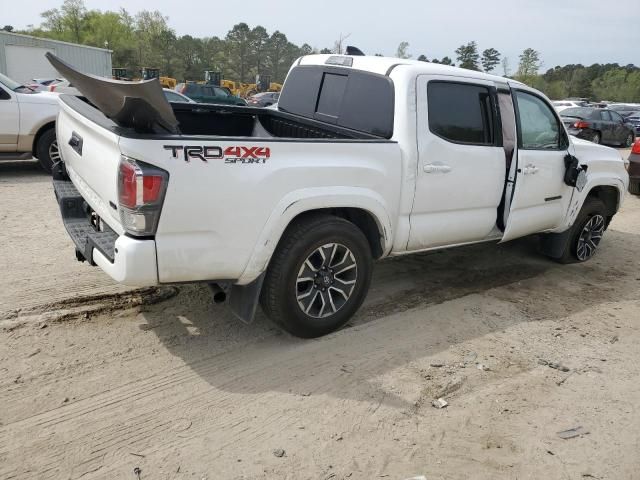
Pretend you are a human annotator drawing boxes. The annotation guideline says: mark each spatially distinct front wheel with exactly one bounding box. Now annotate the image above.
[555,197,608,264]
[624,133,634,148]
[35,128,59,173]
[260,214,373,338]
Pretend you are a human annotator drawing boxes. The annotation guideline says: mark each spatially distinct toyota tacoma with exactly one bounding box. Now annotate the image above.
[48,53,629,338]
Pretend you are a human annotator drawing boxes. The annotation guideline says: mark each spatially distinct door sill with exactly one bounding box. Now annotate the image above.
[391,234,503,257]
[0,152,32,160]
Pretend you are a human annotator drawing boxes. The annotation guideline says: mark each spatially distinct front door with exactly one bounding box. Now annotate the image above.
[0,85,19,151]
[598,110,614,143]
[501,88,574,242]
[609,111,629,144]
[408,75,506,250]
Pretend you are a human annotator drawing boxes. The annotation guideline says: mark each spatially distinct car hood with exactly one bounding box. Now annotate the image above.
[17,91,60,106]
[571,136,624,162]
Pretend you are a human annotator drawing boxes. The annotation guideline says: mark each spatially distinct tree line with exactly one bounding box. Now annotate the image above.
[3,0,639,101]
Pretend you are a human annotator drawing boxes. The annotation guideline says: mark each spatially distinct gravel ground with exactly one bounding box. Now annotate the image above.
[1,150,638,480]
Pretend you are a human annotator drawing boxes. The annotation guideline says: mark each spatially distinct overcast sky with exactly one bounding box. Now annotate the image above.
[4,0,639,70]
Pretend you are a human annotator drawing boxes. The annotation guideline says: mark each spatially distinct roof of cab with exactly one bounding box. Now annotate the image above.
[298,54,523,86]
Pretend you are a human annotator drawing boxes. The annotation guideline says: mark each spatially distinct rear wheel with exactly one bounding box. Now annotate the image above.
[555,197,608,264]
[260,214,373,338]
[591,132,601,144]
[35,128,59,173]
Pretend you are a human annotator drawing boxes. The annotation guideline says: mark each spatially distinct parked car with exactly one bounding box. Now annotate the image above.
[27,78,61,91]
[163,88,195,103]
[608,104,640,118]
[0,72,60,172]
[50,52,629,338]
[628,140,640,195]
[553,100,588,112]
[560,107,635,146]
[625,113,640,137]
[247,92,280,107]
[176,82,247,106]
[48,78,81,96]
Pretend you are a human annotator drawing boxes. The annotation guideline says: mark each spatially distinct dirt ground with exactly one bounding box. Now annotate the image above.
[1,152,639,480]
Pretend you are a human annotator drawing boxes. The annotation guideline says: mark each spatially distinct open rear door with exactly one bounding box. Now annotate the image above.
[500,85,574,242]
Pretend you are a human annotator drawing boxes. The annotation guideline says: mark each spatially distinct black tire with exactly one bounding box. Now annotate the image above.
[555,197,608,264]
[35,128,58,174]
[623,132,634,148]
[629,181,640,195]
[591,132,601,145]
[260,214,373,338]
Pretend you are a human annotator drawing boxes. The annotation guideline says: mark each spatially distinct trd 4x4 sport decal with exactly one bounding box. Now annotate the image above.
[163,145,270,164]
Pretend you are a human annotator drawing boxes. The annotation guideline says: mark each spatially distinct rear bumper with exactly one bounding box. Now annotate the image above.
[53,178,158,286]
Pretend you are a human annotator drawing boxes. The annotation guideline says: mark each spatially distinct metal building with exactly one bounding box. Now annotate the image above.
[0,31,112,83]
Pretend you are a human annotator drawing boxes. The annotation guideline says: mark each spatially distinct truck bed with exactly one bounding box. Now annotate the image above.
[60,95,386,141]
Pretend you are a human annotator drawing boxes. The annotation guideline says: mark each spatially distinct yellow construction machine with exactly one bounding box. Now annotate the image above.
[141,68,177,89]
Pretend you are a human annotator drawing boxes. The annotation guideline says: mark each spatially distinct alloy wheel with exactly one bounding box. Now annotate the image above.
[576,214,605,261]
[295,243,357,318]
[625,134,634,148]
[49,140,61,163]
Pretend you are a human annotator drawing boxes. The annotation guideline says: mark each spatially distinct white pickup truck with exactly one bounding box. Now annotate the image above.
[49,53,628,338]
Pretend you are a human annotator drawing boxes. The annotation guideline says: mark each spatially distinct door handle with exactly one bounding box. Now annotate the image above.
[523,164,538,175]
[424,163,452,174]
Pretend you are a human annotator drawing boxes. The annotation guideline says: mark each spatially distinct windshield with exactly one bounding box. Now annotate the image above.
[0,72,22,90]
[0,72,35,93]
[561,107,593,118]
[609,104,632,111]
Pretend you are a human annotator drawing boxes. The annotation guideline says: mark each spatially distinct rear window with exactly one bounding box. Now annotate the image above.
[278,65,394,138]
[427,82,495,145]
[561,107,593,119]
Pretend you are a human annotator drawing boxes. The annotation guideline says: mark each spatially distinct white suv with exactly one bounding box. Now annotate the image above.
[0,72,60,172]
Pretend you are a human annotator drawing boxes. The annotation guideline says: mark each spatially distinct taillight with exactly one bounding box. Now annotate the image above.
[49,85,56,92]
[574,121,590,129]
[632,140,640,155]
[117,156,168,236]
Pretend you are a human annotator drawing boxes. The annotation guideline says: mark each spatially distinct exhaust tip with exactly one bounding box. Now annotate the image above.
[213,291,227,304]
[208,283,228,304]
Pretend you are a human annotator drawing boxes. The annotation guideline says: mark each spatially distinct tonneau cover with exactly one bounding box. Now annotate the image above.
[46,53,179,133]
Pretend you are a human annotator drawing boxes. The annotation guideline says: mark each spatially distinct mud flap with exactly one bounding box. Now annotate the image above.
[539,229,572,259]
[228,274,265,324]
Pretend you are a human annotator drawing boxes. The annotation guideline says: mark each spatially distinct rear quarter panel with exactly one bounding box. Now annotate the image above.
[118,137,403,284]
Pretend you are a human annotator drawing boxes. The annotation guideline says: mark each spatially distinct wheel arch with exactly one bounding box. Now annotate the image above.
[286,207,385,259]
[32,121,56,154]
[586,184,620,220]
[236,189,393,285]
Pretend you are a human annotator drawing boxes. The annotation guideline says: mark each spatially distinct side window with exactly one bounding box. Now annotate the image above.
[165,92,186,102]
[599,111,611,121]
[514,91,562,150]
[427,82,495,145]
[214,87,229,97]
[610,111,623,123]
